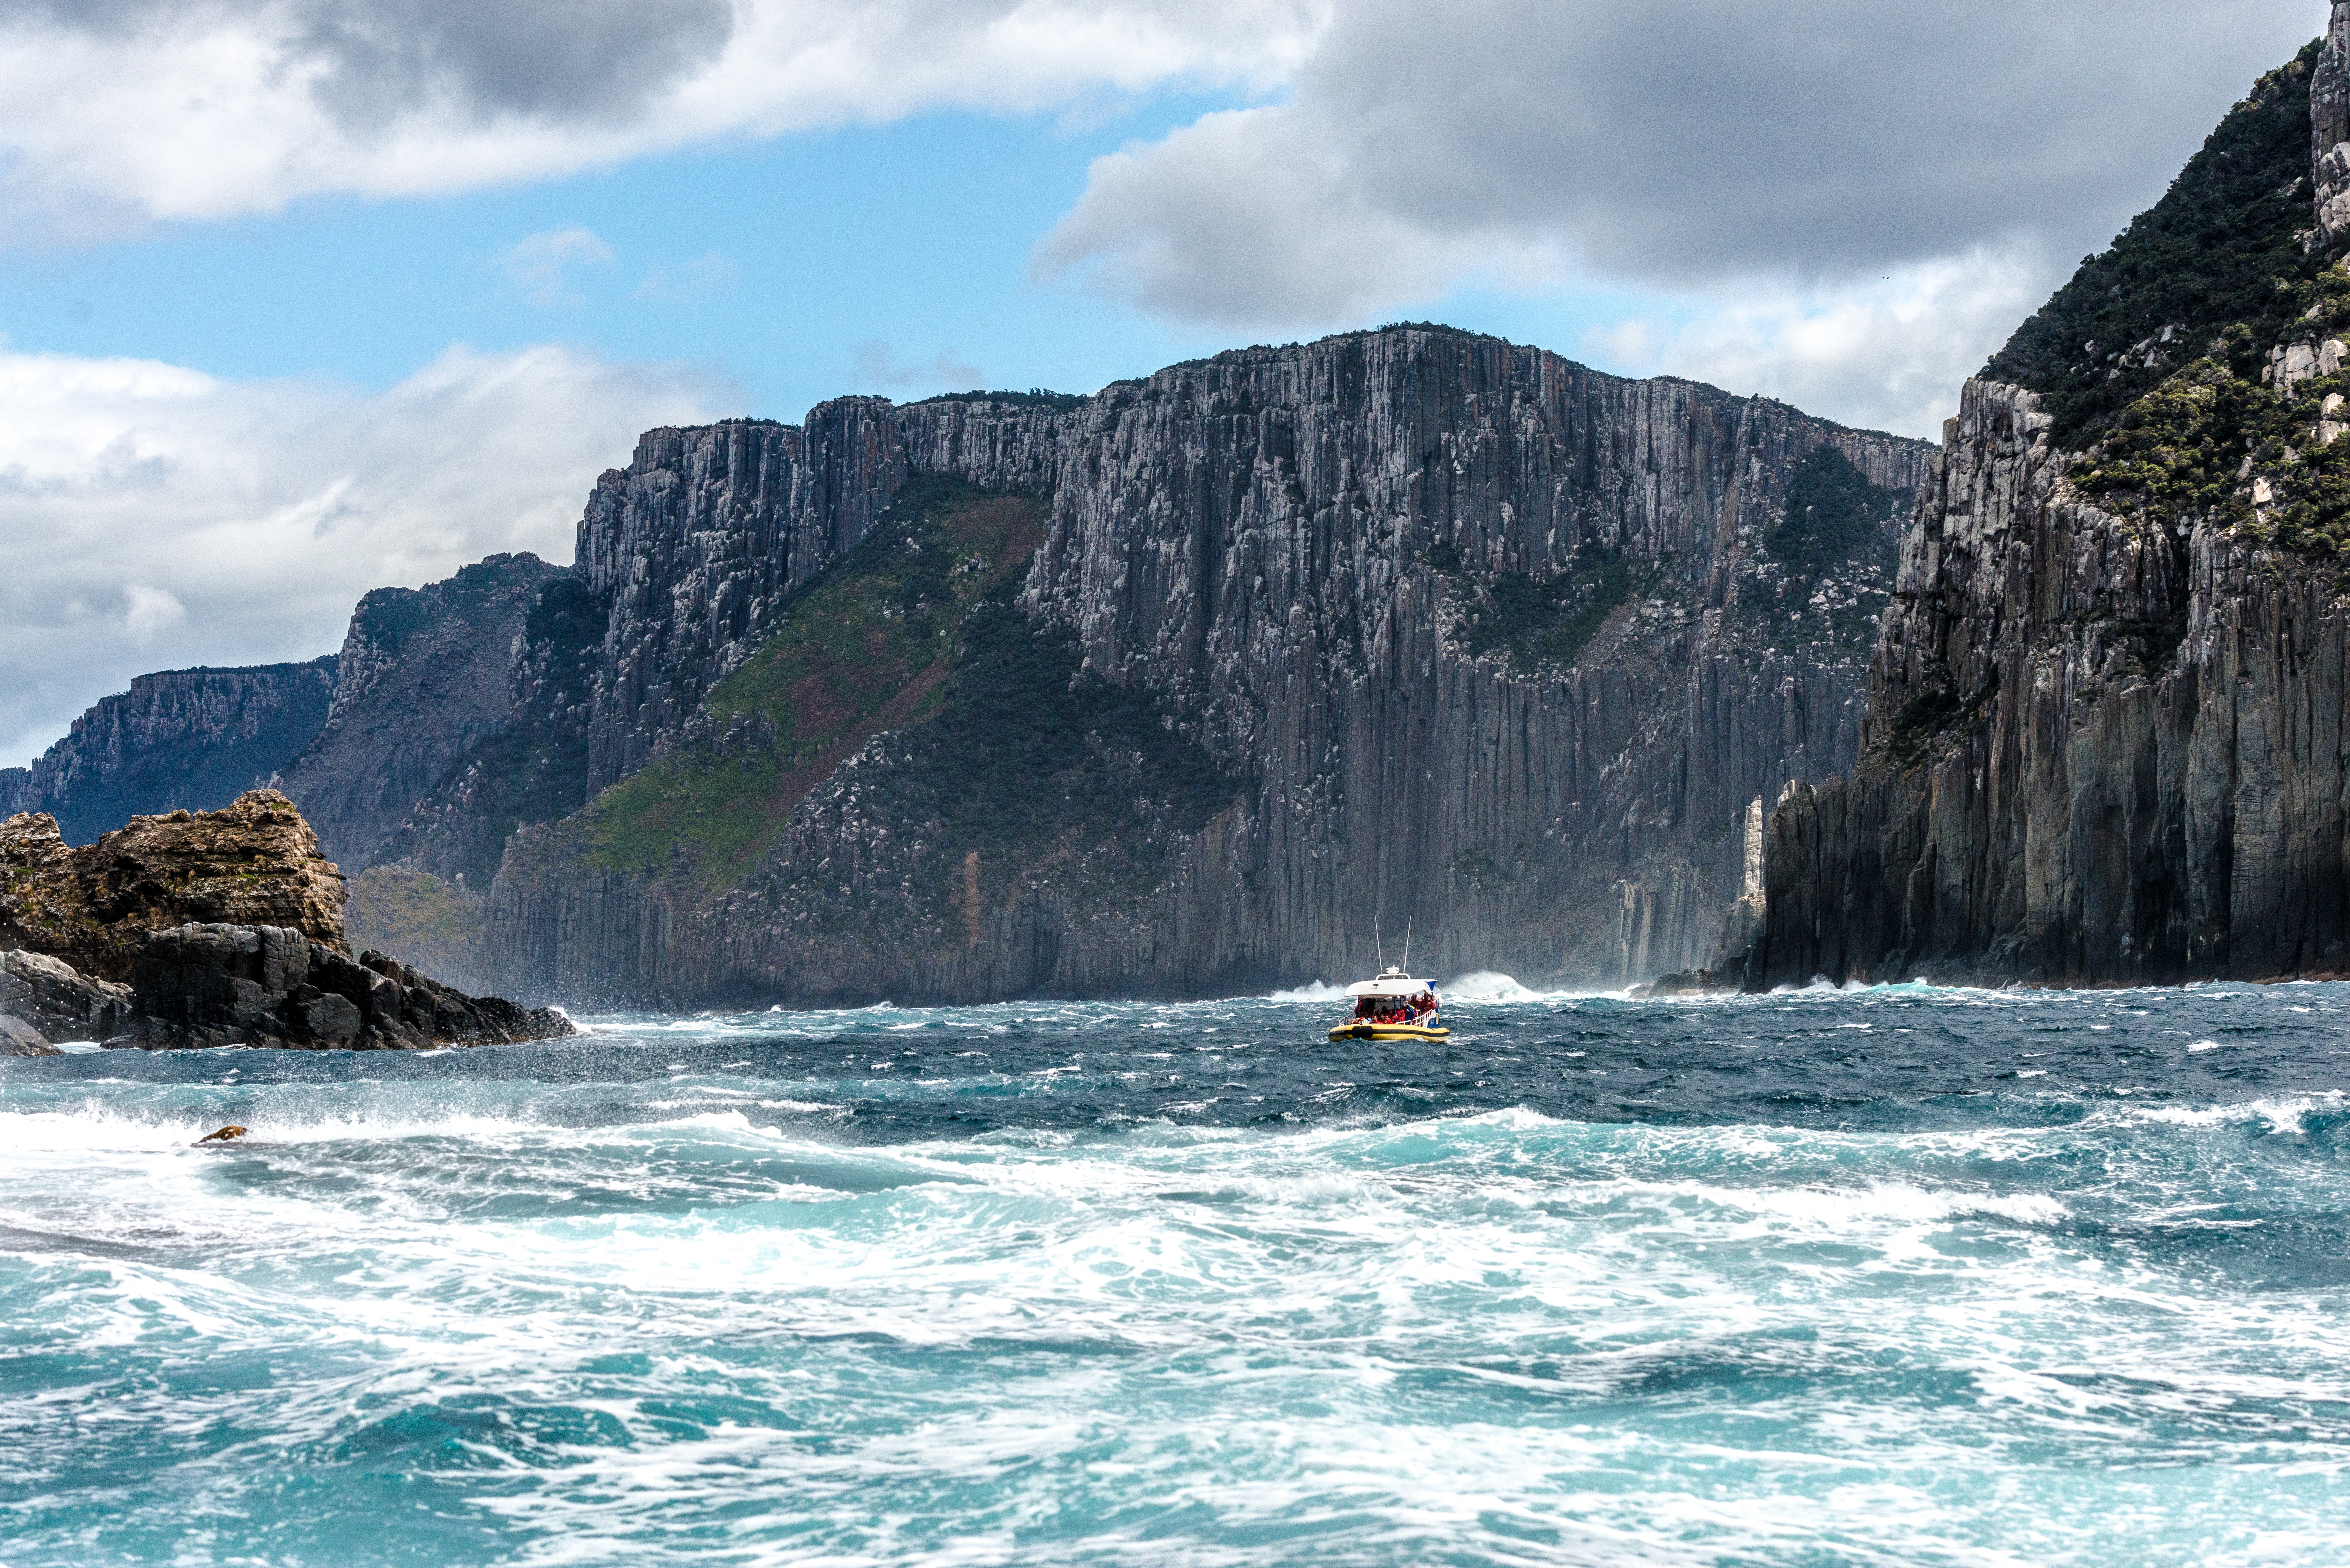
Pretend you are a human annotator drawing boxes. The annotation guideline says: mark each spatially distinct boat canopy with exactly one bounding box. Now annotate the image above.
[1345,967,1434,999]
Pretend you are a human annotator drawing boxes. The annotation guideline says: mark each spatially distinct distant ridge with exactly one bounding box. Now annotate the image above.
[1,658,337,845]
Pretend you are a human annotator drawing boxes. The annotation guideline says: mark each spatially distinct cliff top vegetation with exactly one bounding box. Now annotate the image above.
[919,389,1089,411]
[1985,41,2325,449]
[1986,36,2350,555]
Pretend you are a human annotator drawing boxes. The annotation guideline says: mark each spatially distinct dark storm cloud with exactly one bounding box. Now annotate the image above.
[1041,0,2324,322]
[20,0,735,124]
[292,0,736,126]
[1330,0,2316,276]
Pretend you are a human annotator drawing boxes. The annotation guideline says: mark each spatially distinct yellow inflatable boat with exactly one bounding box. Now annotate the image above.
[1327,967,1450,1040]
[1327,1020,1452,1042]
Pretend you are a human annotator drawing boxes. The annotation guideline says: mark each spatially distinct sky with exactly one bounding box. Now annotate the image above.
[0,0,2329,768]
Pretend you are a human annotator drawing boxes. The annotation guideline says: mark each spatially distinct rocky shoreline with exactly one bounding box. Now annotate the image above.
[0,791,571,1053]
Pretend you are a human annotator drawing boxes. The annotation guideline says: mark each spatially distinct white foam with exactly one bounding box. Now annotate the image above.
[1264,980,1347,1003]
[2119,1091,2345,1135]
[1444,970,1563,1003]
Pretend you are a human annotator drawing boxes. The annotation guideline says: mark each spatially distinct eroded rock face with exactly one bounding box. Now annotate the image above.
[0,1013,55,1056]
[1746,22,2350,988]
[125,923,573,1050]
[0,790,346,981]
[1750,380,2350,986]
[279,554,564,872]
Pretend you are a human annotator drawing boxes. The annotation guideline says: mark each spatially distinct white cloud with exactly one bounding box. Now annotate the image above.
[634,252,739,304]
[0,0,1328,239]
[118,583,185,644]
[497,224,613,306]
[1042,0,2321,316]
[1586,249,2055,438]
[0,341,729,767]
[850,341,986,394]
[1034,0,2323,433]
[1032,106,1548,329]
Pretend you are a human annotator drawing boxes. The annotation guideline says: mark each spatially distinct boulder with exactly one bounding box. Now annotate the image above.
[124,923,573,1050]
[1632,968,1734,999]
[0,1012,58,1057]
[0,947,134,1041]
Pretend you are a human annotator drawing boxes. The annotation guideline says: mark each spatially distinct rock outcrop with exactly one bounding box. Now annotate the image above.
[388,335,1929,1005]
[0,948,132,1042]
[0,790,573,1050]
[0,790,345,982]
[0,1014,56,1056]
[0,659,336,844]
[124,923,572,1050]
[1747,26,2350,988]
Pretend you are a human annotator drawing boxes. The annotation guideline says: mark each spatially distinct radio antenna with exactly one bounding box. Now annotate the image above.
[1376,914,1384,970]
[1404,920,1413,976]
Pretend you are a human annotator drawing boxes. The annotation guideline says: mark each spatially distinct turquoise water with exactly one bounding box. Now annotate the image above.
[3,976,2347,1565]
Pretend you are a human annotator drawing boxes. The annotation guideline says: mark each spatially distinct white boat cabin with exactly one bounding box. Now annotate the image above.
[1343,967,1440,1024]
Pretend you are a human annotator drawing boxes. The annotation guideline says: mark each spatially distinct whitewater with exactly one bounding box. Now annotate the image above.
[3,979,2346,1565]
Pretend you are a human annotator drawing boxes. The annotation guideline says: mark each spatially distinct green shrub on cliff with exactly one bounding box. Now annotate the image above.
[1447,545,1639,670]
[1769,446,1900,577]
[1985,41,2326,448]
[2070,265,2350,552]
[1982,32,2350,555]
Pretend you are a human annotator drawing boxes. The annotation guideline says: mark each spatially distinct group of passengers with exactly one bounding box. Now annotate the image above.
[1351,989,1439,1025]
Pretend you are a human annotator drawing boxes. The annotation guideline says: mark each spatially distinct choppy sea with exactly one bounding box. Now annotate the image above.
[3,974,2348,1566]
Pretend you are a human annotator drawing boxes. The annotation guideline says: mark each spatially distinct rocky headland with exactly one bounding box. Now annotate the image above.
[353,336,1931,1005]
[5,333,1933,1004]
[0,791,570,1050]
[1746,14,2350,988]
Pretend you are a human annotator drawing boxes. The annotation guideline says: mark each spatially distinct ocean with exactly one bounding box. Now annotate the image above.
[2,976,2346,1566]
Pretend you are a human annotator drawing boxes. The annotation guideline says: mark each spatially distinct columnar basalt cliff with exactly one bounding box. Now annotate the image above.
[406,333,1933,1006]
[0,659,336,844]
[6,350,1919,1005]
[1749,25,2350,988]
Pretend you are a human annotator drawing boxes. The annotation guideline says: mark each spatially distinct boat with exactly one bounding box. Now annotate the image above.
[1327,966,1450,1040]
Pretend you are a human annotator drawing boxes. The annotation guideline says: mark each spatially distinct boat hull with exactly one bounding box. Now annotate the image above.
[1326,1023,1451,1041]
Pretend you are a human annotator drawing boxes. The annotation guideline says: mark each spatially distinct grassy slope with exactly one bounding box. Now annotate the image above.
[576,478,1048,891]
[780,588,1246,932]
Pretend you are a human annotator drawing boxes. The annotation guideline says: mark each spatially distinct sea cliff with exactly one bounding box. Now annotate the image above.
[447,330,1930,1005]
[1749,21,2350,987]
